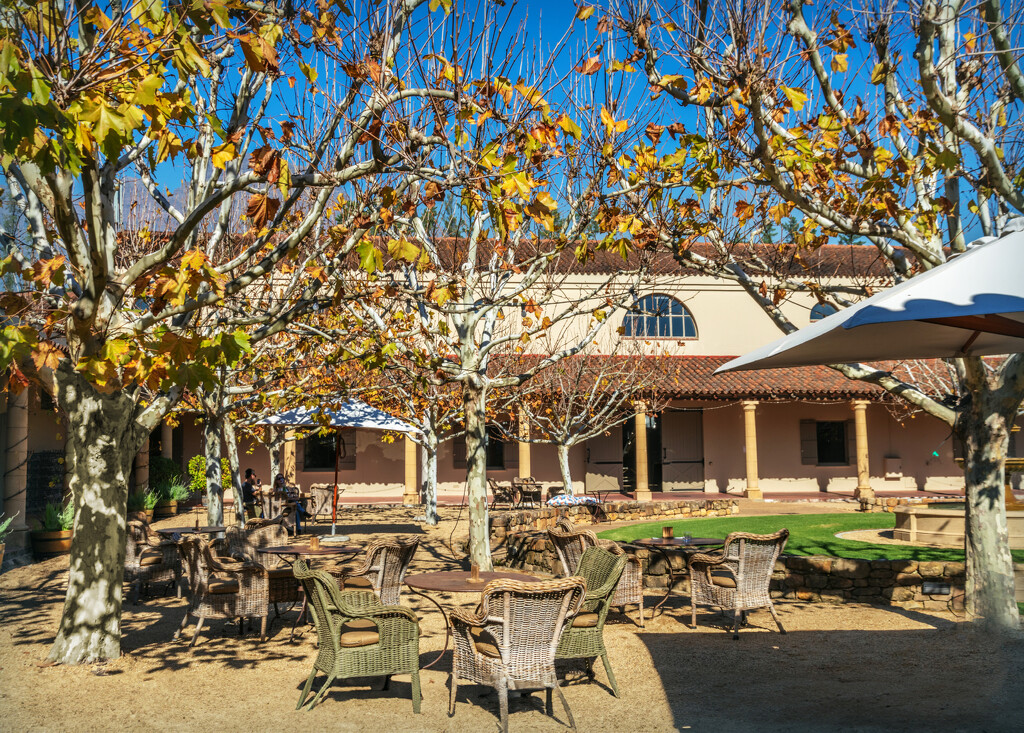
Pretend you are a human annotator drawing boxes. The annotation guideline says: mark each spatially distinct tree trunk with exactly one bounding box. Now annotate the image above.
[959,404,1020,632]
[421,434,439,526]
[222,416,245,526]
[266,426,283,480]
[47,379,145,664]
[463,381,492,570]
[557,443,574,495]
[204,416,224,526]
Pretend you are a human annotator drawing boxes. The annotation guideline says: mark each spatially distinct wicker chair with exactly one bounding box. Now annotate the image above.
[488,479,518,510]
[449,577,587,733]
[124,519,182,604]
[292,559,421,712]
[688,529,789,639]
[555,546,627,697]
[224,522,299,606]
[511,477,543,508]
[261,494,298,536]
[173,536,271,647]
[548,524,645,628]
[333,538,418,606]
[310,484,340,523]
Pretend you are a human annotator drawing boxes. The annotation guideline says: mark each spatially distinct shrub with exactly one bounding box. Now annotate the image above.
[187,455,234,495]
[0,512,17,542]
[128,491,159,511]
[150,455,185,488]
[40,500,74,532]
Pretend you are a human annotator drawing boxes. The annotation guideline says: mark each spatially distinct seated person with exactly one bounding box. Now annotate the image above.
[241,468,262,519]
[273,473,309,533]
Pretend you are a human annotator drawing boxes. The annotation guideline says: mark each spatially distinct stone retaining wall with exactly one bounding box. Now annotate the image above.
[491,499,738,539]
[859,495,963,513]
[502,530,1023,610]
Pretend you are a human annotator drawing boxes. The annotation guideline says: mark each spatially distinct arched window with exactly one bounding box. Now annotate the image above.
[623,294,697,339]
[809,303,837,322]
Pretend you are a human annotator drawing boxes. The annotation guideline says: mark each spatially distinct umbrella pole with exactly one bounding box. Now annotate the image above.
[332,432,339,534]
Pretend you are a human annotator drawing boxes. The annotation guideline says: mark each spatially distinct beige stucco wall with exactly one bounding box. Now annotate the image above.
[701,400,962,493]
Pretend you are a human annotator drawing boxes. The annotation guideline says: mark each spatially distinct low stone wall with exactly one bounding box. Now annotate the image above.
[502,530,1022,610]
[491,499,738,539]
[859,495,963,513]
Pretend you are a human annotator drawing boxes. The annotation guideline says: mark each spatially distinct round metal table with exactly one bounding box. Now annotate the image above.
[155,525,226,537]
[405,570,542,668]
[628,537,725,618]
[262,543,362,640]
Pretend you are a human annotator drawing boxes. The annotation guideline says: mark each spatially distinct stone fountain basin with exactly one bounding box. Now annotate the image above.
[893,505,1024,549]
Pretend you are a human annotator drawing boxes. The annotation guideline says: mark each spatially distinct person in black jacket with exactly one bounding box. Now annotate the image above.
[242,468,261,519]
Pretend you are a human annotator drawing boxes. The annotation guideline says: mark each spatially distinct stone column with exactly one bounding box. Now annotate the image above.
[742,401,763,500]
[403,436,419,505]
[3,388,29,551]
[634,406,652,502]
[133,442,150,494]
[518,410,531,480]
[853,400,873,500]
[160,422,173,459]
[282,430,296,483]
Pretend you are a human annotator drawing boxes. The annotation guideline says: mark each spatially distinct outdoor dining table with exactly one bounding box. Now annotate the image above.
[405,570,543,668]
[627,537,726,618]
[155,525,226,537]
[262,543,362,640]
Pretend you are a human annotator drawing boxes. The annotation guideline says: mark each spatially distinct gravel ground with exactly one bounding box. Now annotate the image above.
[1,505,1021,733]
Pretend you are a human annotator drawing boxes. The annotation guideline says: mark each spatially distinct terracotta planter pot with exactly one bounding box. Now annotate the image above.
[154,500,178,519]
[31,530,73,555]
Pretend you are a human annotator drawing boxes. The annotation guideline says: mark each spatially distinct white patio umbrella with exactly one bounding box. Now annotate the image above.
[255,400,419,537]
[716,227,1024,374]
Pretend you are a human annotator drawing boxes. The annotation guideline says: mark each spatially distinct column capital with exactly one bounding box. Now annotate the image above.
[742,400,759,410]
[851,399,870,410]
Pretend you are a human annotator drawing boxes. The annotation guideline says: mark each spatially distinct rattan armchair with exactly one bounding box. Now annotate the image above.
[449,577,586,733]
[688,529,789,639]
[224,522,299,606]
[488,478,518,509]
[332,538,418,605]
[548,524,645,628]
[292,559,421,712]
[554,546,627,697]
[125,519,182,604]
[173,536,271,647]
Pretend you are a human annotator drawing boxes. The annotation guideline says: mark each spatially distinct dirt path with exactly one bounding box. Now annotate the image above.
[1,506,1021,732]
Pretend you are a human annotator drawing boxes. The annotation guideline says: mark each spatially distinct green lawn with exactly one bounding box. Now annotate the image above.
[597,513,1024,563]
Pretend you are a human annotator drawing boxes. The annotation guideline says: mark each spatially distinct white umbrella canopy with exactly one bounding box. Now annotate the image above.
[717,228,1024,373]
[255,399,418,539]
[255,399,419,433]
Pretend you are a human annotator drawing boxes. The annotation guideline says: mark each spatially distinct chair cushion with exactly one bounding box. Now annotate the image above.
[138,548,164,566]
[710,572,737,588]
[343,575,374,590]
[207,578,239,594]
[469,628,501,659]
[338,621,379,648]
[571,612,599,628]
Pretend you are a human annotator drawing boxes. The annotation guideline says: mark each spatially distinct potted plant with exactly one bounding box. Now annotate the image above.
[154,480,190,519]
[31,500,75,555]
[127,490,158,522]
[0,512,18,570]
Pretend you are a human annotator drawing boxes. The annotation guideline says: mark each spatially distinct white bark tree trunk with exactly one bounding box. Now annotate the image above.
[266,426,283,480]
[420,433,439,526]
[222,416,245,526]
[959,402,1020,632]
[204,417,224,526]
[463,380,492,570]
[47,376,145,664]
[557,443,574,495]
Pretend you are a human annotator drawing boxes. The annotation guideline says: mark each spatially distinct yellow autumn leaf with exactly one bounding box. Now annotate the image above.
[576,6,595,20]
[211,142,236,169]
[782,86,808,111]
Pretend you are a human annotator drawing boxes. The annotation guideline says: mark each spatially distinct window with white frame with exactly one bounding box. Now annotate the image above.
[622,294,697,339]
